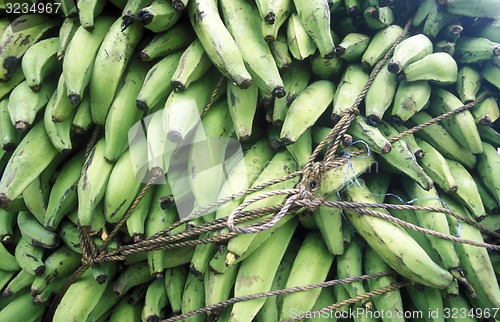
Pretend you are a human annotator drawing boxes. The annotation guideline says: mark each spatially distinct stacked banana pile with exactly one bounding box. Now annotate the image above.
[0,0,499,321]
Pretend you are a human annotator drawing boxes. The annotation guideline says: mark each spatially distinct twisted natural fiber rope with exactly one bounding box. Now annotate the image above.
[162,271,393,322]
[284,281,411,322]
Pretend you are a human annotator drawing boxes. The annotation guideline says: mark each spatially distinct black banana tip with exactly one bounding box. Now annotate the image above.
[167,131,183,143]
[436,0,448,6]
[15,121,29,133]
[280,136,294,146]
[140,51,150,62]
[414,150,425,159]
[451,25,463,36]
[492,207,500,215]
[335,46,346,57]
[68,93,81,106]
[159,196,172,210]
[133,234,144,243]
[152,272,164,279]
[33,295,43,304]
[264,35,275,43]
[342,134,353,147]
[331,114,341,123]
[136,99,149,111]
[387,62,401,74]
[238,79,252,89]
[265,12,276,25]
[367,7,380,19]
[96,275,107,284]
[269,138,284,150]
[171,80,186,92]
[479,117,492,126]
[366,115,380,126]
[121,16,134,31]
[494,46,500,57]
[2,142,16,152]
[146,315,161,322]
[0,194,12,209]
[397,72,407,81]
[29,84,41,92]
[391,116,403,124]
[1,289,11,298]
[448,185,458,194]
[137,10,153,25]
[172,0,186,11]
[272,86,286,98]
[347,5,359,16]
[189,265,202,276]
[35,266,46,276]
[324,48,337,59]
[51,115,63,123]
[31,288,39,297]
[381,143,392,154]
[2,57,18,81]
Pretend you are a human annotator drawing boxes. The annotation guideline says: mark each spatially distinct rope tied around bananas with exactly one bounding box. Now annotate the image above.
[45,18,500,322]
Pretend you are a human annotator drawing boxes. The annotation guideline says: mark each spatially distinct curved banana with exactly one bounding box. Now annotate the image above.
[416,138,457,193]
[260,0,292,42]
[361,25,404,70]
[171,39,212,92]
[456,66,481,104]
[455,37,500,64]
[287,13,317,61]
[0,65,25,101]
[137,0,182,32]
[90,17,144,125]
[363,5,394,30]
[0,209,17,244]
[347,115,392,154]
[399,52,457,84]
[165,265,188,315]
[337,32,371,62]
[388,34,433,74]
[2,270,35,298]
[476,142,500,206]
[14,237,44,276]
[126,184,154,241]
[332,64,369,122]
[143,278,168,321]
[364,60,397,125]
[0,292,46,321]
[0,241,19,272]
[57,17,79,60]
[77,0,107,31]
[181,272,205,322]
[227,81,259,141]
[0,98,20,151]
[71,94,92,134]
[472,91,499,126]
[21,37,60,92]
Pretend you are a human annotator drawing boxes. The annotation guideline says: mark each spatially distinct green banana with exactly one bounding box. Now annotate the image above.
[85,283,121,321]
[227,81,259,141]
[391,122,424,159]
[0,209,16,244]
[332,64,369,122]
[187,0,251,88]
[220,0,285,98]
[58,219,82,253]
[137,0,182,32]
[230,218,298,322]
[412,0,434,27]
[442,194,500,310]
[280,80,336,144]
[377,121,433,190]
[0,292,46,322]
[343,183,453,288]
[121,0,153,29]
[77,0,107,31]
[336,32,370,62]
[31,245,81,295]
[476,142,500,206]
[472,92,499,126]
[2,270,35,298]
[8,78,56,132]
[205,262,239,317]
[136,51,182,111]
[0,98,20,151]
[181,272,205,322]
[286,127,312,168]
[363,246,405,322]
[269,31,293,70]
[273,60,311,126]
[0,65,25,101]
[44,152,83,231]
[165,265,188,315]
[53,269,110,322]
[416,138,457,193]
[44,76,76,152]
[405,284,445,322]
[109,296,142,322]
[0,241,19,272]
[361,25,404,70]
[171,39,212,92]
[456,65,482,104]
[436,22,463,42]
[402,177,460,270]
[408,112,476,169]
[364,60,397,125]
[126,184,155,241]
[60,0,78,18]
[71,93,92,134]
[57,17,79,61]
[476,123,500,147]
[261,0,293,42]
[434,39,456,55]
[455,37,500,63]
[293,0,336,58]
[0,14,61,81]
[50,73,78,124]
[445,158,486,221]
[399,52,458,84]
[280,231,334,320]
[347,115,392,154]
[113,261,155,297]
[304,287,336,322]
[143,278,168,321]
[287,13,317,61]
[18,208,59,249]
[63,16,115,105]
[482,57,500,91]
[21,37,60,92]
[313,193,344,255]
[77,138,114,227]
[428,88,483,154]
[14,236,44,276]
[388,34,433,74]
[422,3,454,39]
[473,175,499,215]
[363,5,394,30]
[311,51,344,80]
[90,17,144,125]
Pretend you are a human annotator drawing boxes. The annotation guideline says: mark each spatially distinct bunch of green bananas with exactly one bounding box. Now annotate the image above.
[0,0,499,320]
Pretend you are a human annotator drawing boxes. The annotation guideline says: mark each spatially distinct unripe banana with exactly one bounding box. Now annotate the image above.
[0,65,25,101]
[408,112,476,169]
[313,193,344,255]
[136,52,182,111]
[104,59,148,161]
[8,78,56,132]
[437,22,463,42]
[14,237,44,276]
[0,14,61,82]
[477,142,500,206]
[456,66,481,104]
[126,184,154,241]
[365,60,397,124]
[470,17,500,43]
[455,37,500,64]
[137,0,182,32]
[0,241,20,272]
[399,52,458,84]
[140,23,194,62]
[171,39,212,92]
[269,31,293,70]
[477,123,500,146]
[0,292,46,322]
[336,32,370,62]
[347,115,392,154]
[280,80,336,144]
[188,0,251,88]
[363,5,394,30]
[482,57,500,91]
[332,64,369,122]
[57,17,79,61]
[413,0,434,27]
[441,0,500,18]
[422,3,454,39]
[287,13,317,61]
[311,52,344,80]
[142,278,168,321]
[2,270,34,298]
[416,138,457,193]
[77,0,107,31]
[428,88,483,154]
[21,37,60,92]
[0,209,16,244]
[71,94,92,134]
[434,39,456,55]
[471,91,499,126]
[260,0,292,42]
[227,81,259,141]
[388,34,433,74]
[63,16,115,105]
[0,122,59,208]
[220,0,285,98]
[114,261,155,297]
[293,0,335,58]
[0,98,20,151]
[361,25,404,70]
[77,138,114,227]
